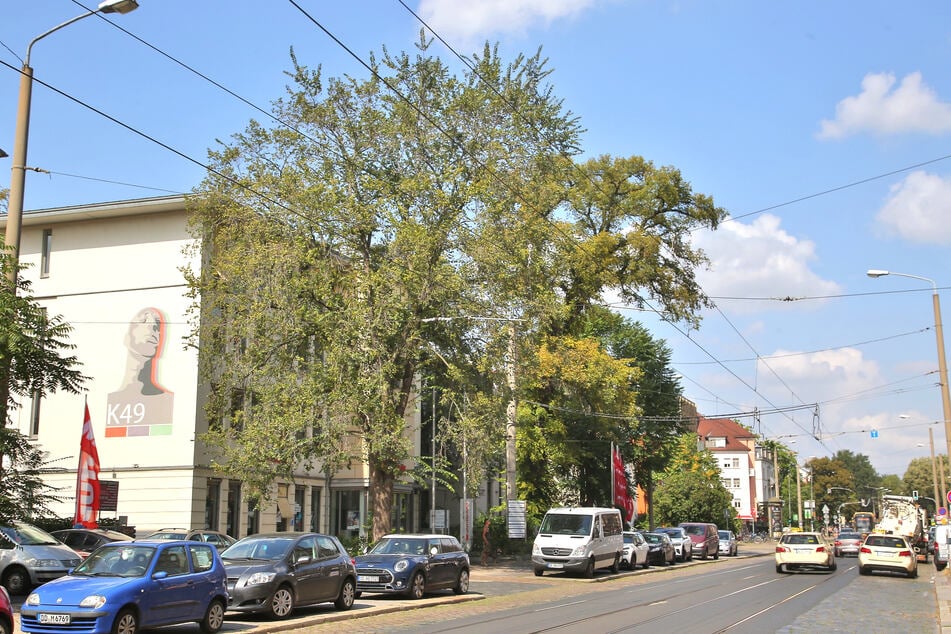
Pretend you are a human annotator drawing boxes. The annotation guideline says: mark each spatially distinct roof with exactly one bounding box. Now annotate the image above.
[698,416,756,452]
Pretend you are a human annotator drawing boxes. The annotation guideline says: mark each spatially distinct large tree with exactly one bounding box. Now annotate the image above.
[904,455,947,506]
[186,39,725,539]
[653,434,733,526]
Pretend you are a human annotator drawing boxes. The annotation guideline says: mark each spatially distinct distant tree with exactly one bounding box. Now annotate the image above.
[653,435,733,526]
[808,456,855,523]
[833,450,880,493]
[903,455,948,506]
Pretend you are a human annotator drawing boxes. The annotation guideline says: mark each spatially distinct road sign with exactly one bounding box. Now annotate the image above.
[941,507,948,516]
[947,490,951,504]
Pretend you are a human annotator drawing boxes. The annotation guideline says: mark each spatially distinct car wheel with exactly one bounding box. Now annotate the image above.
[199,599,225,634]
[534,568,544,576]
[1,566,29,596]
[713,549,719,560]
[859,565,869,575]
[909,567,918,579]
[776,564,784,573]
[407,571,426,599]
[334,578,355,610]
[268,584,295,619]
[583,557,595,578]
[112,608,138,634]
[609,553,620,574]
[829,559,837,572]
[0,617,9,634]
[453,568,470,595]
[642,556,650,569]
[937,562,947,572]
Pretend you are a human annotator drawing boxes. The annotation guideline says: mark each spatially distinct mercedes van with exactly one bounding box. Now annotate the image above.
[531,507,623,577]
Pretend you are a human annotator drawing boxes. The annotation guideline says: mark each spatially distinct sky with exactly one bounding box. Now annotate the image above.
[2,1,951,481]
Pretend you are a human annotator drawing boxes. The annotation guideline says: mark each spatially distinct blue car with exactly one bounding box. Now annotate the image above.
[354,534,469,599]
[19,540,228,634]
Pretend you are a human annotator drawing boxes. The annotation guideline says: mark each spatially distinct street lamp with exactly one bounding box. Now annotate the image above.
[5,0,140,287]
[867,269,951,512]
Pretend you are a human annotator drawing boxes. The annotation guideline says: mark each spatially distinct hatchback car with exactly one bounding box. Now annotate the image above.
[0,585,12,634]
[51,528,131,559]
[0,522,83,595]
[654,527,692,562]
[621,531,649,569]
[832,531,863,558]
[19,540,228,634]
[221,532,356,618]
[354,534,470,599]
[775,531,836,573]
[858,533,918,578]
[718,530,738,557]
[641,532,675,566]
[144,528,237,551]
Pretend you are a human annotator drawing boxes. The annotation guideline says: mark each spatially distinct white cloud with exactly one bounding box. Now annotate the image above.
[875,171,951,245]
[693,214,842,312]
[416,0,599,44]
[818,72,951,139]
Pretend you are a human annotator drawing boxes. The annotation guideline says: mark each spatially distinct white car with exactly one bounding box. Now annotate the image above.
[858,533,917,578]
[654,527,692,562]
[621,531,649,569]
[775,531,836,573]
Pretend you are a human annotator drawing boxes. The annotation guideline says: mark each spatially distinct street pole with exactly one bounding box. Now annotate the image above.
[868,270,951,513]
[932,427,942,517]
[796,465,803,530]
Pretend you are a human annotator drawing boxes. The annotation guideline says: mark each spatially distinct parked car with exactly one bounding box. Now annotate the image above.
[641,532,676,566]
[858,533,918,578]
[832,531,863,558]
[654,527,692,562]
[531,507,624,577]
[0,522,83,596]
[19,540,228,634]
[144,528,236,551]
[929,526,937,555]
[775,531,836,573]
[221,532,356,618]
[935,524,951,572]
[679,522,719,560]
[718,530,738,557]
[621,531,649,569]
[0,585,12,634]
[51,528,131,559]
[354,534,470,599]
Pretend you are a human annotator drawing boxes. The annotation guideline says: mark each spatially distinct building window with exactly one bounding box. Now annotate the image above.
[29,393,41,436]
[733,478,741,488]
[721,478,731,489]
[205,480,221,530]
[40,229,52,278]
[226,481,241,538]
[335,489,362,539]
[294,486,305,531]
[733,499,742,509]
[247,499,259,536]
[731,457,740,468]
[310,487,321,533]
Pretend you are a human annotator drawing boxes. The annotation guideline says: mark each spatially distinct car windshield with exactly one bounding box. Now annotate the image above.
[0,523,60,546]
[623,533,635,544]
[718,531,731,539]
[643,533,663,544]
[75,545,156,577]
[538,514,592,536]
[865,535,907,548]
[368,538,429,555]
[681,525,705,536]
[783,534,820,545]
[656,528,682,538]
[838,533,861,540]
[221,537,293,561]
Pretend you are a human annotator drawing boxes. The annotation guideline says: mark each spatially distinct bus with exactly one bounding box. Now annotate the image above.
[853,511,875,535]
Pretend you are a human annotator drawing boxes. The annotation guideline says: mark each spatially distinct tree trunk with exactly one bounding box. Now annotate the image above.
[370,462,394,541]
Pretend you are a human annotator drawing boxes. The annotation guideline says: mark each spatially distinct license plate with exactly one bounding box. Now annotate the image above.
[547,563,564,569]
[357,575,379,583]
[875,551,894,557]
[39,614,71,625]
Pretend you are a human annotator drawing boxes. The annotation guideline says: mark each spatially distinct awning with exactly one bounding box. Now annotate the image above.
[738,514,754,520]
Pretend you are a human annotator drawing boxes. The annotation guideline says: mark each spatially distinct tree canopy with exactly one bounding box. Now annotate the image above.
[186,39,724,538]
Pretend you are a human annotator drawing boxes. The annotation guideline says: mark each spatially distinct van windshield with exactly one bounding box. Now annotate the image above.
[539,514,592,536]
[682,525,705,536]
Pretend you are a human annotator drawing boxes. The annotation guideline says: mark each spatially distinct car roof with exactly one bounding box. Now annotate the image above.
[380,533,457,540]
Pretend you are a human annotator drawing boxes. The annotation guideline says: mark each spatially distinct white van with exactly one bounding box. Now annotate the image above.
[531,507,623,577]
[935,524,950,571]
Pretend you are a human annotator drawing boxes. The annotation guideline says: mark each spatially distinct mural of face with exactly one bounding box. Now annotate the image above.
[125,308,163,360]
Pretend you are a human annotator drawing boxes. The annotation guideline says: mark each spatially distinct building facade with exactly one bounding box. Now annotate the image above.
[4,195,474,540]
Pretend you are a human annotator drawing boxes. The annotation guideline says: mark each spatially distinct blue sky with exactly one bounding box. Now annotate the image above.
[3,1,951,481]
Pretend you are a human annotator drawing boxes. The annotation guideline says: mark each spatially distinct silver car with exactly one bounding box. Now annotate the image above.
[0,522,83,595]
[655,527,692,562]
[718,530,738,556]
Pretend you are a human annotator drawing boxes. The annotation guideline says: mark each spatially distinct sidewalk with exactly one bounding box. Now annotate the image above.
[936,568,951,632]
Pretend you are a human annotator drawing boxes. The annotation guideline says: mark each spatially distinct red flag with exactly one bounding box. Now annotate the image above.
[74,404,101,529]
[612,448,635,523]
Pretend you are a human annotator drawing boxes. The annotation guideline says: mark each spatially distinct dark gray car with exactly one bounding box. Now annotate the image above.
[220,532,356,619]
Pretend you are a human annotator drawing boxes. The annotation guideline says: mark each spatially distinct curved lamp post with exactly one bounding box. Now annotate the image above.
[5,0,140,287]
[868,269,951,512]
